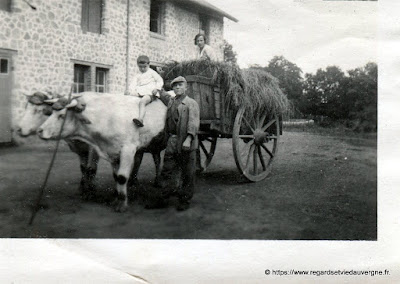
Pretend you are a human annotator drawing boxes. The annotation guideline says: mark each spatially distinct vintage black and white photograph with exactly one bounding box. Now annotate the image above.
[0,0,378,243]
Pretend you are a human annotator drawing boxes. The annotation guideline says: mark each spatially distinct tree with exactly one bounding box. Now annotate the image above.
[299,63,377,131]
[300,66,347,120]
[265,56,303,103]
[249,64,263,69]
[345,62,377,131]
[223,40,237,64]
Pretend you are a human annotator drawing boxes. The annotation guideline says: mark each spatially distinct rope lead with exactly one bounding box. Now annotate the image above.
[28,86,73,226]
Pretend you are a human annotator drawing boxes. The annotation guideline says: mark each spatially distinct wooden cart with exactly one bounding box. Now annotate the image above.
[174,75,282,182]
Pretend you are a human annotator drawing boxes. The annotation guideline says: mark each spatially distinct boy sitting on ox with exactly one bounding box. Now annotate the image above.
[125,55,164,127]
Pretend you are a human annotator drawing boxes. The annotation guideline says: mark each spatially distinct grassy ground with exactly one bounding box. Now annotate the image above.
[284,123,377,140]
[0,130,376,240]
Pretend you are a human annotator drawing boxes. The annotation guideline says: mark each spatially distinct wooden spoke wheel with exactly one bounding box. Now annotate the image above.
[197,135,217,172]
[232,107,280,182]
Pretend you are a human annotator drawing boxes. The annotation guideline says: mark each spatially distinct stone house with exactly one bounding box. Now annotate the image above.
[0,0,237,143]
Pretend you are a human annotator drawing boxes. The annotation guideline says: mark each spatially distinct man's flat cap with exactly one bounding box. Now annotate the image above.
[170,76,187,86]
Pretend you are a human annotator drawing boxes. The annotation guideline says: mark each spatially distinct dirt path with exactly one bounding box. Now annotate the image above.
[0,131,376,239]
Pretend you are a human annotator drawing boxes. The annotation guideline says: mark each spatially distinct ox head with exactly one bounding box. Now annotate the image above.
[16,91,55,136]
[37,95,89,140]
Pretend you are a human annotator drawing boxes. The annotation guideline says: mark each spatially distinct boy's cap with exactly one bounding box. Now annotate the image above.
[171,76,187,86]
[137,55,150,64]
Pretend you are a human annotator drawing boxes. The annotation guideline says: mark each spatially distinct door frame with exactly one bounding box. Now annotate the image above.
[0,48,17,144]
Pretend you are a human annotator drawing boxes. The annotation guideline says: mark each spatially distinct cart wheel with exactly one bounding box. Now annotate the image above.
[197,136,217,172]
[232,107,280,182]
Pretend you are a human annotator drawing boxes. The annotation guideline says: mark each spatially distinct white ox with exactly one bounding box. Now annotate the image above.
[16,91,165,201]
[17,92,53,136]
[16,92,102,200]
[37,92,167,212]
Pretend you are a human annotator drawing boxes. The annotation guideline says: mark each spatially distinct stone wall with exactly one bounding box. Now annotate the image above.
[0,0,225,128]
[208,17,224,56]
[0,0,130,124]
[149,2,224,63]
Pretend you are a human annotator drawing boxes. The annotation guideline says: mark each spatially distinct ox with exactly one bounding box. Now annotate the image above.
[37,92,167,212]
[16,92,165,201]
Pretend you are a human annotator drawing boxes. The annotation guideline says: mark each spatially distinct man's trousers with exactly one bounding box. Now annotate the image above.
[160,135,196,203]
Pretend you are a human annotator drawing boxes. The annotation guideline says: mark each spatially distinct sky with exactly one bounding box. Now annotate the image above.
[211,0,378,74]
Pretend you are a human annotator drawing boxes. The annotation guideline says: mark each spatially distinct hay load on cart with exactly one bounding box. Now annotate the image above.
[162,60,289,182]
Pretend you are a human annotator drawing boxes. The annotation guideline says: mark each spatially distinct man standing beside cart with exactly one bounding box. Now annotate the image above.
[158,76,200,211]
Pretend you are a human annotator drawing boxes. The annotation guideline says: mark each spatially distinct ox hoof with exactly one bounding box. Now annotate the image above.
[154,179,161,188]
[114,200,128,212]
[81,193,94,202]
[128,178,139,188]
[176,200,191,211]
[79,183,96,194]
[196,166,205,174]
[81,190,96,201]
[110,197,119,207]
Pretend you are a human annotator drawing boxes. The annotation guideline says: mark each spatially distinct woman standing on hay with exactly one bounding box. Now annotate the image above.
[194,33,218,62]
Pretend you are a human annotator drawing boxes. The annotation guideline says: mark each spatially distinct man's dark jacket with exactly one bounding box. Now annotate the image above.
[159,91,200,152]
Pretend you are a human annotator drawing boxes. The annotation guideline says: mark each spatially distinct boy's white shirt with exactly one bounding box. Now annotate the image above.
[130,68,164,96]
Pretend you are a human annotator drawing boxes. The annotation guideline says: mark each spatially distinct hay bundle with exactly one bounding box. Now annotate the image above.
[241,68,289,114]
[162,60,289,114]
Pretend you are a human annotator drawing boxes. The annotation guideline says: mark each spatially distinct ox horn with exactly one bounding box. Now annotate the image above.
[23,92,33,97]
[72,94,82,99]
[43,92,53,99]
[65,99,78,109]
[44,98,59,104]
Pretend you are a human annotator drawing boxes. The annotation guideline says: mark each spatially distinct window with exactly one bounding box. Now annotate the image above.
[81,0,103,34]
[199,14,210,39]
[0,58,8,74]
[73,62,110,93]
[73,64,90,93]
[95,68,108,93]
[150,0,163,34]
[0,0,11,12]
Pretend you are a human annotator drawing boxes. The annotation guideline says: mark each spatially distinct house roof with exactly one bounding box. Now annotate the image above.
[168,0,239,22]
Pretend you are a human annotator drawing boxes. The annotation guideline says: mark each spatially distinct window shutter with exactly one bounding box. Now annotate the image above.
[88,0,102,34]
[81,0,102,33]
[81,0,89,32]
[0,0,11,12]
